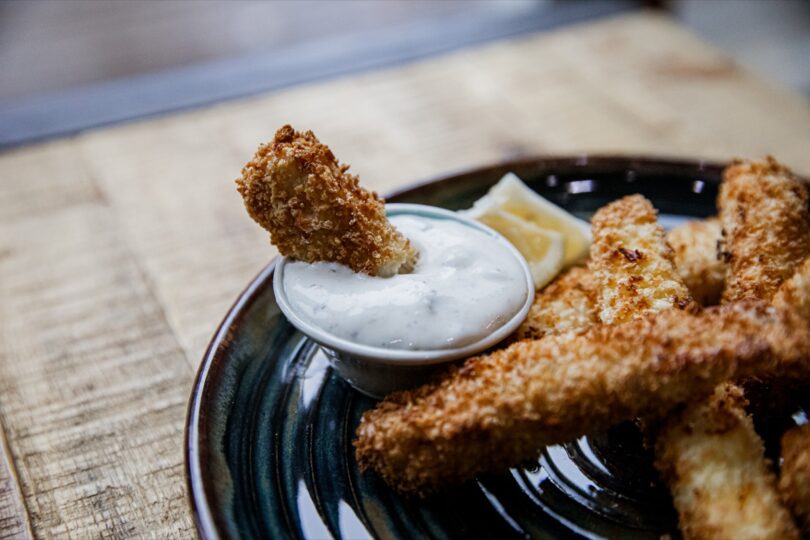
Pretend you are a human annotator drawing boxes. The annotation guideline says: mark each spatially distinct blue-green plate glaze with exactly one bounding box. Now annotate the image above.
[186,156,725,539]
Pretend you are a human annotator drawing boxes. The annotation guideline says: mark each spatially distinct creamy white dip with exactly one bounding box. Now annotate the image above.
[282,215,529,350]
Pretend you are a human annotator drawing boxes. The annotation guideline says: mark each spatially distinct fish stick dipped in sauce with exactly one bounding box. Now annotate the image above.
[236,126,532,361]
[236,125,417,277]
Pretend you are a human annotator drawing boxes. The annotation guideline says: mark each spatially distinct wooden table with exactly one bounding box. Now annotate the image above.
[1,12,809,538]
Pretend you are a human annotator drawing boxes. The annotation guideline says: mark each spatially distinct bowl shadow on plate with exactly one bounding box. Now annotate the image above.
[188,156,737,540]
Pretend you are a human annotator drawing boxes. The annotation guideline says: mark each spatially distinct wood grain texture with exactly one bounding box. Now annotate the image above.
[0,423,31,540]
[0,144,195,537]
[0,12,809,538]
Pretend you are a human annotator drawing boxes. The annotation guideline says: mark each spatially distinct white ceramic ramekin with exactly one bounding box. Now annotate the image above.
[273,203,534,398]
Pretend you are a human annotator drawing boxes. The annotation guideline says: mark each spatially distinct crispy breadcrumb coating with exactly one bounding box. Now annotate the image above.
[589,193,796,538]
[779,424,810,536]
[667,218,725,307]
[776,260,810,535]
[654,384,799,540]
[657,379,802,540]
[235,125,416,276]
[590,195,695,324]
[654,159,810,540]
[719,157,810,303]
[773,257,810,323]
[511,266,597,341]
[354,302,810,495]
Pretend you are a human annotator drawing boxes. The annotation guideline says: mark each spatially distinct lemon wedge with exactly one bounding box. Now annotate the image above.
[464,173,591,267]
[461,173,591,288]
[477,210,564,289]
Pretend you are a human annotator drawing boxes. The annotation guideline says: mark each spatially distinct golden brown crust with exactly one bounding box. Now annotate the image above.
[719,157,810,303]
[511,266,597,341]
[590,195,695,324]
[654,161,810,539]
[354,302,810,495]
[235,125,416,276]
[588,190,799,538]
[653,159,810,539]
[667,218,726,307]
[773,257,810,324]
[654,384,799,540]
[775,260,810,532]
[779,424,810,536]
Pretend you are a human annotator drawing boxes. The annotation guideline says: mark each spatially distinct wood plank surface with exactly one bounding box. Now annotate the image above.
[0,143,195,537]
[0,12,809,538]
[0,424,31,540]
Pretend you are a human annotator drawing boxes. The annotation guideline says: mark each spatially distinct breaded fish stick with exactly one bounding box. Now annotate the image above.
[654,384,798,540]
[776,259,810,535]
[588,192,797,538]
[511,266,597,341]
[779,424,810,536]
[719,157,810,303]
[589,195,694,324]
[667,218,725,306]
[654,158,809,539]
[236,125,416,276]
[354,302,810,495]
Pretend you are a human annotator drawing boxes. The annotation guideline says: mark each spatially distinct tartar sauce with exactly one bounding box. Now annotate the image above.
[282,215,529,350]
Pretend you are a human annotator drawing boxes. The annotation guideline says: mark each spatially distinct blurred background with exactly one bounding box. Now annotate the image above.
[1,0,808,146]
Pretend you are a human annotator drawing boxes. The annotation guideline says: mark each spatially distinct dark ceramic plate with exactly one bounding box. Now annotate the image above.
[186,156,725,540]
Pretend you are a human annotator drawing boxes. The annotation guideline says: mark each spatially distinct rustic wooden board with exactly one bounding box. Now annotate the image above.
[0,12,809,538]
